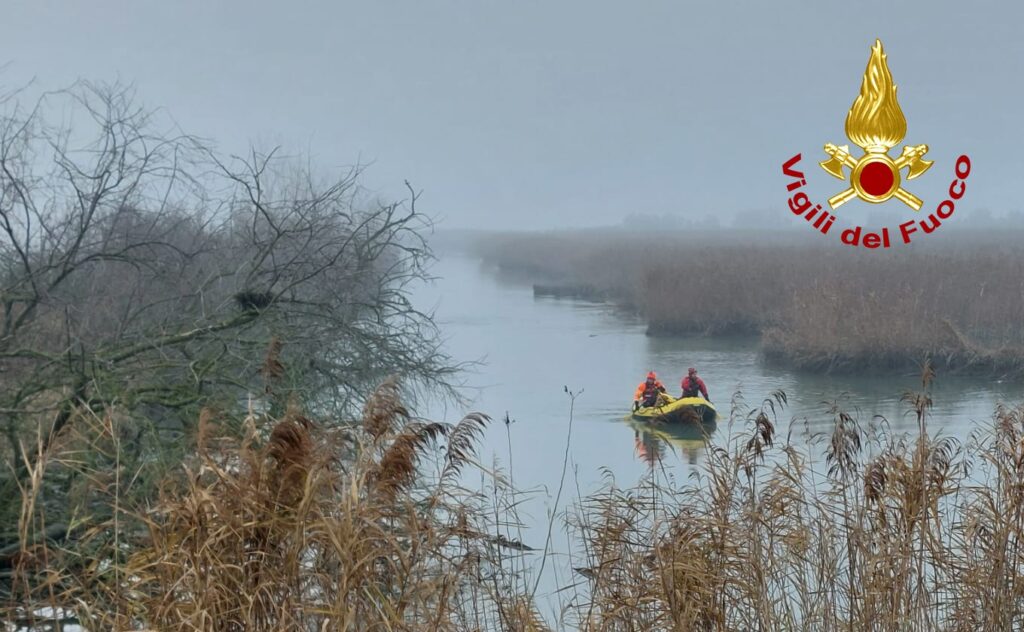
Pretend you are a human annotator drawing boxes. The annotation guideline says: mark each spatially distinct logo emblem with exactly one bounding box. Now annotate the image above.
[819,40,933,211]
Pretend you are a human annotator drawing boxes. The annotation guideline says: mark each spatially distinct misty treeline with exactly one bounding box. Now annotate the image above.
[0,82,455,559]
[470,229,1024,374]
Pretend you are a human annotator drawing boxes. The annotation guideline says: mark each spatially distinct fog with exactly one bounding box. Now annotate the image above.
[3,0,1021,229]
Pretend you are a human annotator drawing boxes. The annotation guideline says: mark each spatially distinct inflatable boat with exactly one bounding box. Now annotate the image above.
[631,395,717,425]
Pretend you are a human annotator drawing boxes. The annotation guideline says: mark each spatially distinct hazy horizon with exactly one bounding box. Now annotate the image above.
[3,1,1021,230]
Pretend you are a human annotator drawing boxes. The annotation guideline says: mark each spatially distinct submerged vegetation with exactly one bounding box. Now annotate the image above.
[469,230,1024,375]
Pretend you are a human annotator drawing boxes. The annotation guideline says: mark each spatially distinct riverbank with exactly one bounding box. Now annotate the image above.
[463,228,1024,376]
[13,375,1024,630]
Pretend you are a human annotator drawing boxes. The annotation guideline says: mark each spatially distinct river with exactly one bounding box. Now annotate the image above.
[413,253,1024,610]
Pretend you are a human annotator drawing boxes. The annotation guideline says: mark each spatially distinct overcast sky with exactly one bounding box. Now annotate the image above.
[2,1,1021,229]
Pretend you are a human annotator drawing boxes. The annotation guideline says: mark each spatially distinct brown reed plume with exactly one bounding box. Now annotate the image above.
[260,336,286,390]
[373,420,448,500]
[15,370,1024,630]
[564,376,1024,630]
[4,374,529,630]
[362,376,409,440]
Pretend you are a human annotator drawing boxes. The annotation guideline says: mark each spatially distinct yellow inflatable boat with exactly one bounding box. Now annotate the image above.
[631,394,717,425]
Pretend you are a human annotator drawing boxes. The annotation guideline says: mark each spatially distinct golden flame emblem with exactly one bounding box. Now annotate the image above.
[820,40,932,210]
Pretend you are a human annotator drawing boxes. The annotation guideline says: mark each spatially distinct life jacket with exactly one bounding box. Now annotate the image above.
[642,382,661,402]
[682,376,701,398]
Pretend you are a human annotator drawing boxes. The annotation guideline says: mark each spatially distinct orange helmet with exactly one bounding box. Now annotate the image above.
[646,371,657,381]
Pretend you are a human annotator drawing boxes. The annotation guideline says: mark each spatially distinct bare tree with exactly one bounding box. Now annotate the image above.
[0,82,456,536]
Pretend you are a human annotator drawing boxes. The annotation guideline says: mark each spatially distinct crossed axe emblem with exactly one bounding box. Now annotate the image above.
[820,143,933,211]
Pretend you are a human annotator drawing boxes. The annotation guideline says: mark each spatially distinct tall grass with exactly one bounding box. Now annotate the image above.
[4,380,545,631]
[472,230,1024,373]
[10,371,1024,629]
[565,370,1024,630]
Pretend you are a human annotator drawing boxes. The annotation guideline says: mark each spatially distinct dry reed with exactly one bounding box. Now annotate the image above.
[564,370,1024,630]
[474,230,1024,374]
[4,379,543,631]
[10,370,1024,629]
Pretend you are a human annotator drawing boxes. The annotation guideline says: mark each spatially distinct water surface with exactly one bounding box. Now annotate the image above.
[414,253,1024,604]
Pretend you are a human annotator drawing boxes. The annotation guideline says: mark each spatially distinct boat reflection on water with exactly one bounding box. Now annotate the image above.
[629,418,717,466]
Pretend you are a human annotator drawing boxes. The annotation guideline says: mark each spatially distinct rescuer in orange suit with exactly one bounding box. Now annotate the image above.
[633,371,666,410]
[680,367,710,401]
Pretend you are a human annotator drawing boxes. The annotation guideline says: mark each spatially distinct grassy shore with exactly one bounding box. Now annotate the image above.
[469,229,1024,375]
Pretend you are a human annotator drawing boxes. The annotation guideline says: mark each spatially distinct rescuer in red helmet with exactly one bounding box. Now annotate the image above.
[680,367,709,401]
[633,371,666,410]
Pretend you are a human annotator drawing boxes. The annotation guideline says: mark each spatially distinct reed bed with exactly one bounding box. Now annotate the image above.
[10,370,1024,630]
[564,369,1024,630]
[473,230,1024,374]
[3,380,544,631]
